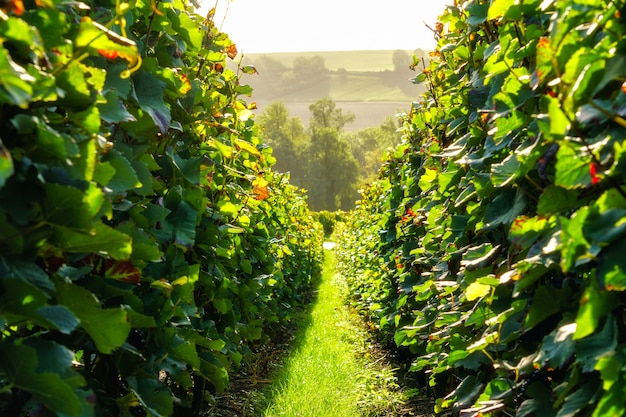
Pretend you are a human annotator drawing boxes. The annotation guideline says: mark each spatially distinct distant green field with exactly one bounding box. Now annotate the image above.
[243,49,423,72]
[235,49,428,130]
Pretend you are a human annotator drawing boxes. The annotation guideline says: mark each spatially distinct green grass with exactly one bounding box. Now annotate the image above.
[262,250,406,417]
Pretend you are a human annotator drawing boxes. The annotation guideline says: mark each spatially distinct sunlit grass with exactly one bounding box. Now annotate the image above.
[263,250,406,417]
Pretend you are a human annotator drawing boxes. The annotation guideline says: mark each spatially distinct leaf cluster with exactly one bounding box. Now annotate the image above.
[0,0,322,416]
[337,0,626,416]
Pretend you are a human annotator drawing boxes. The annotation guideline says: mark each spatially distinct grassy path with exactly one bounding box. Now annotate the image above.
[262,248,406,417]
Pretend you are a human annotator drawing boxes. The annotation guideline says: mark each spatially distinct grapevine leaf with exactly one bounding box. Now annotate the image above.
[576,316,617,373]
[127,376,174,417]
[466,282,492,301]
[56,280,131,354]
[99,90,136,123]
[524,286,561,331]
[0,47,33,107]
[37,305,80,334]
[536,37,556,84]
[160,199,198,247]
[134,70,171,134]
[0,344,83,417]
[483,188,526,229]
[556,383,598,417]
[0,139,13,187]
[56,221,132,260]
[75,17,140,73]
[537,186,581,215]
[23,339,86,388]
[555,141,591,188]
[102,149,141,193]
[592,377,626,417]
[597,239,626,291]
[466,1,489,26]
[574,285,618,340]
[538,323,576,368]
[105,260,141,284]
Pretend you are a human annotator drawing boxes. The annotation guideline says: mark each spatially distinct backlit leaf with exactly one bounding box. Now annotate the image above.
[56,281,131,354]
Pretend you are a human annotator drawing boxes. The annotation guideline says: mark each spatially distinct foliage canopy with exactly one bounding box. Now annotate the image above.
[337,0,626,416]
[0,0,322,415]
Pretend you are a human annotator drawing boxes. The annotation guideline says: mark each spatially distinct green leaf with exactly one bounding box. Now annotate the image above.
[0,47,33,107]
[597,239,626,291]
[37,305,80,334]
[161,199,198,247]
[0,139,14,187]
[584,208,626,245]
[555,141,591,188]
[466,0,489,26]
[43,183,93,229]
[217,200,240,217]
[592,375,626,417]
[537,186,581,215]
[56,280,130,354]
[559,208,591,271]
[483,188,526,229]
[102,149,141,193]
[99,90,136,123]
[0,344,83,417]
[576,316,617,373]
[127,376,173,417]
[168,151,203,185]
[56,221,132,260]
[539,323,576,368]
[556,383,598,417]
[2,259,55,295]
[0,278,49,326]
[491,154,520,186]
[574,285,618,340]
[524,286,561,330]
[24,339,86,388]
[134,70,171,134]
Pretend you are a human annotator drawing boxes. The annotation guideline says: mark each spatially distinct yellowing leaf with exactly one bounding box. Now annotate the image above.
[234,138,261,158]
[466,282,492,301]
[252,175,269,201]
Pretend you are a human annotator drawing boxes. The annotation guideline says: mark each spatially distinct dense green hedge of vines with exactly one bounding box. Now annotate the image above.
[337,0,626,416]
[0,0,322,415]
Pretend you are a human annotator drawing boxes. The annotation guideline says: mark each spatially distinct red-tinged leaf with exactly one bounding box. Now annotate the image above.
[178,72,191,94]
[622,81,626,94]
[536,36,555,84]
[76,17,141,77]
[590,162,600,184]
[0,0,24,15]
[98,49,119,60]
[105,259,141,284]
[226,44,237,60]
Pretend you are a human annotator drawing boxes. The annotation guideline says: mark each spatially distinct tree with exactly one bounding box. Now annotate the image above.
[305,127,360,211]
[258,101,290,136]
[258,102,305,179]
[292,55,329,80]
[392,49,412,73]
[308,98,355,133]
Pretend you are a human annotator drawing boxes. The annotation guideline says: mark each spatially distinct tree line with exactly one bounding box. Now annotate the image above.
[257,98,404,211]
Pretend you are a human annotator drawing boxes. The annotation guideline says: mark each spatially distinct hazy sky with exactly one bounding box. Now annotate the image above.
[198,0,451,53]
